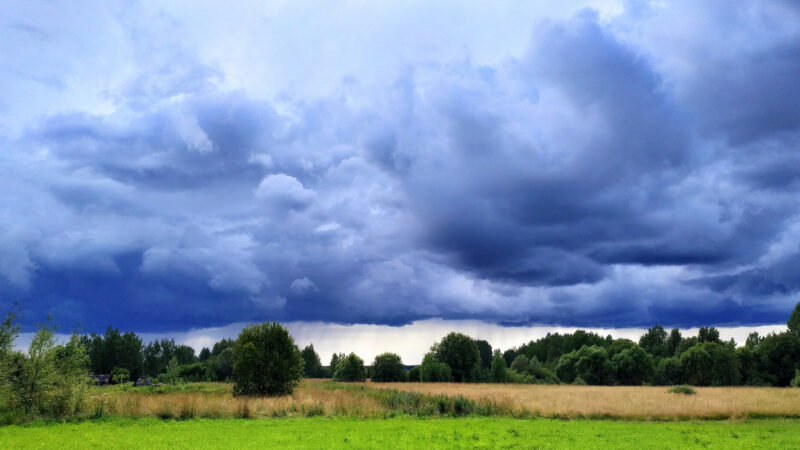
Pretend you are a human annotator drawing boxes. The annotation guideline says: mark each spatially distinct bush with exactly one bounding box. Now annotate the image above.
[111,367,130,384]
[232,322,304,397]
[407,366,420,382]
[668,384,697,395]
[333,353,367,382]
[509,355,530,374]
[791,370,800,388]
[370,353,406,382]
[419,353,451,382]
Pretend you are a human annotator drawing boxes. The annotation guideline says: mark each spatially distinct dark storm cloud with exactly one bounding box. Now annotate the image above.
[2,1,800,332]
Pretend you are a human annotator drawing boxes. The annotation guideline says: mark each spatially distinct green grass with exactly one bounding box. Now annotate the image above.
[2,417,799,449]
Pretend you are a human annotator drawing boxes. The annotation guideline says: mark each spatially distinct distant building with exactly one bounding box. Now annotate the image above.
[134,377,157,387]
[90,374,111,385]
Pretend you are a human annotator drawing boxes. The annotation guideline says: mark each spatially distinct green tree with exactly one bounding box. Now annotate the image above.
[419,353,451,382]
[654,356,682,385]
[329,353,345,378]
[509,354,530,374]
[371,353,406,382]
[665,329,682,357]
[575,346,614,385]
[489,352,507,383]
[232,323,304,396]
[639,325,668,358]
[555,350,580,383]
[788,302,800,335]
[755,332,800,386]
[612,345,654,385]
[300,344,324,378]
[16,323,58,413]
[407,366,421,382]
[0,307,20,406]
[332,353,366,382]
[698,327,721,344]
[528,356,560,384]
[432,333,480,382]
[680,344,714,386]
[474,339,493,369]
[111,367,130,384]
[199,347,211,362]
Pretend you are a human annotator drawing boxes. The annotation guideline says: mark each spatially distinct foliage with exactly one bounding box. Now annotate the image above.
[199,347,211,362]
[407,366,420,382]
[419,353,451,382]
[81,327,144,380]
[474,339,493,369]
[557,345,614,385]
[432,333,480,382]
[332,353,366,382]
[668,384,697,395]
[755,331,800,386]
[0,307,21,408]
[300,344,324,378]
[528,356,560,384]
[654,357,682,385]
[489,353,507,383]
[111,367,130,384]
[509,354,529,373]
[791,370,800,388]
[232,322,304,396]
[789,302,800,335]
[142,339,197,378]
[612,345,654,385]
[370,353,406,382]
[328,353,345,378]
[639,325,668,359]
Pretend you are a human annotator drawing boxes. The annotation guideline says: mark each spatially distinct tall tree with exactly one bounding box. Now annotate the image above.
[433,333,480,382]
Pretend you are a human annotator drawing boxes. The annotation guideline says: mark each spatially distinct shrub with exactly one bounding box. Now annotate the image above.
[419,353,451,382]
[573,376,587,385]
[791,370,800,388]
[232,322,304,397]
[333,353,367,382]
[407,366,421,382]
[111,367,130,384]
[668,384,697,395]
[371,353,406,382]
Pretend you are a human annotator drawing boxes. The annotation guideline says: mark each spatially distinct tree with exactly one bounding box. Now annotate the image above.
[654,357,682,385]
[371,353,406,382]
[666,329,682,357]
[745,332,762,349]
[111,367,130,384]
[16,322,58,413]
[606,339,635,359]
[509,354,530,374]
[639,325,668,358]
[206,347,234,381]
[332,353,366,382]
[680,344,714,386]
[419,353,451,382]
[433,333,480,382]
[788,302,800,335]
[555,350,580,384]
[407,366,421,382]
[528,356,560,384]
[698,327,721,344]
[755,331,800,386]
[199,347,211,362]
[574,346,614,385]
[489,352,507,383]
[0,307,20,405]
[329,353,345,377]
[474,339,493,369]
[300,344,324,378]
[232,322,304,396]
[612,345,654,385]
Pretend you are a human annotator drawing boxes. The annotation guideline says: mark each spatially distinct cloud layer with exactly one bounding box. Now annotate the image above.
[1,1,800,332]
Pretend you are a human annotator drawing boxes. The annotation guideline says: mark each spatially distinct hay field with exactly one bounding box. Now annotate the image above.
[368,382,800,419]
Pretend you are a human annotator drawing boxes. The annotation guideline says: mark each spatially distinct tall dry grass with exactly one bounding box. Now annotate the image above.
[91,380,383,419]
[368,382,800,419]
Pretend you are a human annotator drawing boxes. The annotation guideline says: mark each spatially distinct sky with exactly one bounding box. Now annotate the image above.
[2,1,800,356]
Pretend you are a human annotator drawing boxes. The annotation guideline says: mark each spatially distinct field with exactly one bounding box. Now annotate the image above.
[2,417,800,449]
[4,381,800,449]
[82,380,800,420]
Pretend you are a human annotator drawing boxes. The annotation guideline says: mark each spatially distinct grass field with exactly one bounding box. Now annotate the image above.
[369,382,800,419]
[2,416,799,449]
[83,380,800,421]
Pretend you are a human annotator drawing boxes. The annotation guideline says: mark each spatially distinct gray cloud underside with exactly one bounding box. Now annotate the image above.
[1,1,800,331]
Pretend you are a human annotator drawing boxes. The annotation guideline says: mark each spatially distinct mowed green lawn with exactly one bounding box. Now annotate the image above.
[2,417,799,449]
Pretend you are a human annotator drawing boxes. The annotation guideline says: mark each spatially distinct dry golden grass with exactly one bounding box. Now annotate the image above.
[92,380,383,419]
[368,381,800,419]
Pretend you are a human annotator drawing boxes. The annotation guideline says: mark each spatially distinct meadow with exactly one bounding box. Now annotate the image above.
[2,416,800,449]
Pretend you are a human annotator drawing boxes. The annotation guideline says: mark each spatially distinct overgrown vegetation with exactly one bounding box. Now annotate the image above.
[668,385,697,395]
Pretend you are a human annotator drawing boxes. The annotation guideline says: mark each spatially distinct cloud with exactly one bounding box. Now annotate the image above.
[1,1,800,332]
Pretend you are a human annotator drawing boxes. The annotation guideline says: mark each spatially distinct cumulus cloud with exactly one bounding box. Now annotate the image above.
[1,0,800,332]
